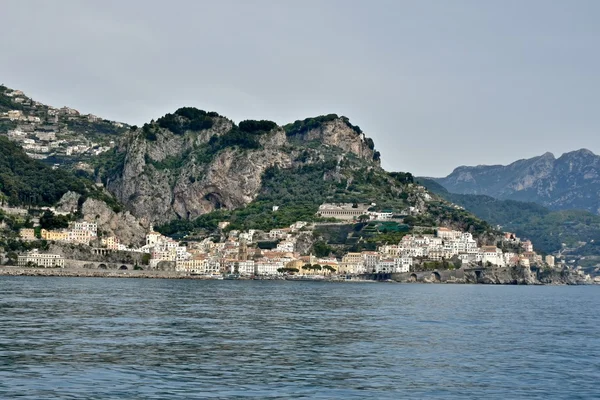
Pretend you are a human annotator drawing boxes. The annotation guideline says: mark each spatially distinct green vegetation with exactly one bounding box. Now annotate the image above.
[389,172,414,185]
[158,151,494,249]
[0,136,87,206]
[0,85,24,112]
[39,210,70,230]
[0,237,50,254]
[64,118,126,139]
[0,136,124,213]
[145,150,191,171]
[208,126,262,151]
[419,177,600,254]
[409,200,491,236]
[277,267,299,274]
[283,114,362,136]
[313,221,411,254]
[312,241,333,257]
[94,147,127,184]
[238,120,277,133]
[155,107,218,135]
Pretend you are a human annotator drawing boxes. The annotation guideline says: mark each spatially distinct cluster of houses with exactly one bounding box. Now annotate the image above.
[17,213,555,274]
[1,88,121,160]
[20,222,98,246]
[377,228,553,270]
[14,196,553,274]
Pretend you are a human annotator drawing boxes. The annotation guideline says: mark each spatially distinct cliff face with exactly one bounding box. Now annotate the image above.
[103,112,379,225]
[435,149,600,214]
[291,118,378,163]
[57,191,147,246]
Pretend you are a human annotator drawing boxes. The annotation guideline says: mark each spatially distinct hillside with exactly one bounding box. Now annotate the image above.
[0,84,128,170]
[0,134,148,246]
[0,136,109,207]
[93,107,493,241]
[419,177,600,256]
[434,149,600,215]
[0,85,496,248]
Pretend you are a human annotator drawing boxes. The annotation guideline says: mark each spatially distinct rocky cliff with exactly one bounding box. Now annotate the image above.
[435,149,600,214]
[57,191,147,246]
[101,110,381,225]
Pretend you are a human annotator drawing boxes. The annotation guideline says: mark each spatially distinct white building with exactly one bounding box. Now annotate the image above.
[276,241,295,253]
[395,256,413,273]
[18,251,64,268]
[362,252,380,272]
[236,260,255,276]
[481,246,505,267]
[255,260,281,275]
[376,259,396,273]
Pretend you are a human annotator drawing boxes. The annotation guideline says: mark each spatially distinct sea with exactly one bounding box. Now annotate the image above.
[0,277,598,399]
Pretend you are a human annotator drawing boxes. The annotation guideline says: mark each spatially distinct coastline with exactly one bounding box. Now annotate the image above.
[0,267,207,280]
[0,266,595,285]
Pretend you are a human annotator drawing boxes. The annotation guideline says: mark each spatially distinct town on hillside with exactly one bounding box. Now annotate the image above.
[5,201,588,282]
[0,86,126,169]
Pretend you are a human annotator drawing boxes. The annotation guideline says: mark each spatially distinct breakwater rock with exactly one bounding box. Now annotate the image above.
[392,266,592,285]
[0,267,200,279]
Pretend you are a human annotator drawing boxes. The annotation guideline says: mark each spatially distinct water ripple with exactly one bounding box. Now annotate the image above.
[0,278,599,399]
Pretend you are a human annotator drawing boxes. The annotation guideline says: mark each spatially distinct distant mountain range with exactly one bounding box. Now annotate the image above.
[418,178,600,259]
[434,149,600,215]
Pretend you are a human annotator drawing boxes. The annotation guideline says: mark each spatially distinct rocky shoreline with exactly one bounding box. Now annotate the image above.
[0,266,595,285]
[391,265,594,285]
[0,267,203,279]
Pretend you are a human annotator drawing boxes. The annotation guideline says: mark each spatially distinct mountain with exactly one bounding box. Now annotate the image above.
[91,108,494,242]
[97,111,375,224]
[0,84,496,247]
[435,149,600,215]
[419,177,600,257]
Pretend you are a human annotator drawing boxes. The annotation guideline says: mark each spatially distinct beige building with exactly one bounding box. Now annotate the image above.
[18,251,64,268]
[545,255,555,267]
[176,255,208,273]
[19,228,36,240]
[101,236,121,250]
[317,203,370,221]
[340,252,364,274]
[41,229,69,241]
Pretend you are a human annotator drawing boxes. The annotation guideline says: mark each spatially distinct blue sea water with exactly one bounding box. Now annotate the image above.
[0,277,598,399]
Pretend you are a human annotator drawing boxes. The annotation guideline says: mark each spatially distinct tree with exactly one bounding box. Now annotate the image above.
[39,210,69,230]
[358,214,370,223]
[312,241,332,258]
[141,253,151,266]
[6,252,17,265]
[323,265,336,273]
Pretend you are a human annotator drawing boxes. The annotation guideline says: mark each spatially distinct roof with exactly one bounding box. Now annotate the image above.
[482,246,498,252]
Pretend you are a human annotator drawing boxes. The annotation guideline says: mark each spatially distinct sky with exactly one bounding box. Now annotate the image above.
[1,0,599,176]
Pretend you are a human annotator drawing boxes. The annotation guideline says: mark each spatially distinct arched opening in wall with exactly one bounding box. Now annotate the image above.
[98,263,108,269]
[205,192,224,210]
[410,273,418,282]
[119,265,128,270]
[431,271,441,282]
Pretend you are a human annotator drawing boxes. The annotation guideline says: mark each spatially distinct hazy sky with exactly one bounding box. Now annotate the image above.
[1,1,599,176]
